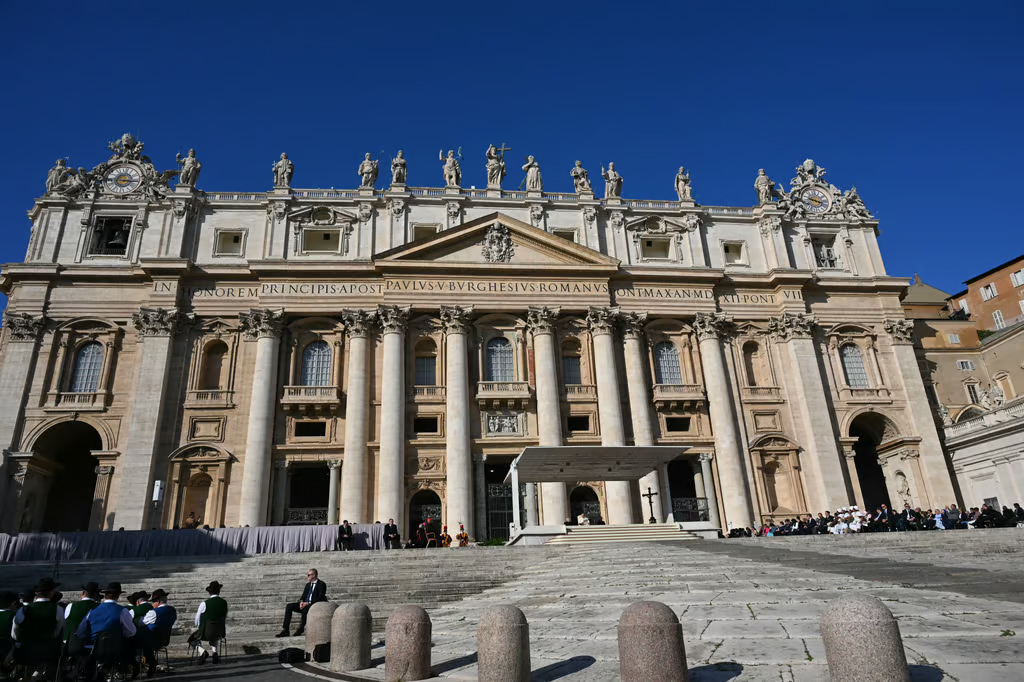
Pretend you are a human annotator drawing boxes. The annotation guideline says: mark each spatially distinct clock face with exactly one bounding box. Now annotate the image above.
[104,166,142,194]
[801,187,830,214]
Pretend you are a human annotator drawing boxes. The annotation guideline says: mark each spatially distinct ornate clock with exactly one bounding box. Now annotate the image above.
[104,165,143,194]
[801,187,830,214]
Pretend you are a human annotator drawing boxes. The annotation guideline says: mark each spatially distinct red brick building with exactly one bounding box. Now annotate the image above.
[947,255,1024,332]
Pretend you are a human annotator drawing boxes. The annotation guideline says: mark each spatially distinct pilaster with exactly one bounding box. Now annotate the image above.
[621,312,663,522]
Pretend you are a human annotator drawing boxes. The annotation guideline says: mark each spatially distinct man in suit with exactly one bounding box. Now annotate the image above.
[276,568,326,637]
[338,521,353,551]
[383,518,400,550]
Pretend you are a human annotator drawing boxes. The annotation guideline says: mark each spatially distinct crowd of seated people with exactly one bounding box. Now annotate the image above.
[727,502,1024,538]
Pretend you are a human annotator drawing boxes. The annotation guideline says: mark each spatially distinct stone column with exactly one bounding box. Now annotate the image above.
[698,453,722,528]
[525,483,539,526]
[327,460,341,525]
[238,308,285,528]
[621,312,663,522]
[120,307,191,529]
[693,313,753,530]
[377,305,410,529]
[587,307,633,525]
[0,313,45,527]
[474,455,488,539]
[884,319,956,507]
[527,307,566,525]
[340,310,374,523]
[272,459,290,525]
[769,313,848,512]
[441,306,474,537]
[839,438,864,509]
[89,464,116,531]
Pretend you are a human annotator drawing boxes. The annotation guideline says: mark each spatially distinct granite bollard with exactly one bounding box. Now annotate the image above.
[821,595,910,682]
[385,605,432,682]
[331,603,372,672]
[477,604,531,682]
[305,601,339,656]
[618,601,688,682]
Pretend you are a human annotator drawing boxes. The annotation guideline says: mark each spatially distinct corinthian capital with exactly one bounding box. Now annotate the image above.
[767,312,816,341]
[692,312,732,341]
[239,308,285,340]
[342,309,376,338]
[376,305,410,335]
[131,307,191,337]
[3,312,46,342]
[883,318,914,344]
[619,311,648,340]
[586,306,620,336]
[440,305,473,335]
[526,306,560,335]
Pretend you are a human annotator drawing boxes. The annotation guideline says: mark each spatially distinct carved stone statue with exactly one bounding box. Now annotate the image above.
[56,167,94,198]
[570,160,591,192]
[674,167,692,202]
[481,224,514,263]
[895,472,912,507]
[754,169,775,205]
[46,159,70,193]
[792,158,826,187]
[273,153,294,188]
[391,150,407,185]
[840,186,873,221]
[937,403,952,426]
[358,153,378,188]
[601,162,622,199]
[108,133,145,161]
[440,150,461,187]
[522,156,543,192]
[485,144,507,189]
[176,149,202,187]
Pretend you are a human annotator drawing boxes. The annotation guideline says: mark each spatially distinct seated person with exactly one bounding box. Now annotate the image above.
[142,589,177,635]
[0,591,17,667]
[13,577,64,671]
[277,569,326,638]
[76,582,136,675]
[338,521,354,551]
[193,581,227,665]
[383,518,401,550]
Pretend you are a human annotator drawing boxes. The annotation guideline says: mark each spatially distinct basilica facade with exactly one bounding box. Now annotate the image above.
[0,136,956,538]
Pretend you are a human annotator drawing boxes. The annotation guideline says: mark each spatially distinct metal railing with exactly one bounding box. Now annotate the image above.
[287,508,328,525]
[671,497,710,522]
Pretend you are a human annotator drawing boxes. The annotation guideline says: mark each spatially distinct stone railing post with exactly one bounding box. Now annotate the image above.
[618,601,688,682]
[305,601,339,656]
[821,595,909,682]
[477,605,531,682]
[331,603,372,672]
[385,605,432,682]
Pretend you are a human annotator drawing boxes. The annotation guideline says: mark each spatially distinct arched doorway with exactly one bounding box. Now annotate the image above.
[849,413,893,511]
[569,485,601,524]
[32,421,103,532]
[408,489,442,538]
[181,473,213,526]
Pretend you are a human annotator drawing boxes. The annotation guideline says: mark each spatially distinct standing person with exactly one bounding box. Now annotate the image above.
[383,518,400,550]
[338,521,353,551]
[276,569,326,638]
[193,581,227,665]
[455,524,469,547]
[64,582,101,642]
[439,526,452,548]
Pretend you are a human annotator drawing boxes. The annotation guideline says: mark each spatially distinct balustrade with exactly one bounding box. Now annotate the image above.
[281,385,342,412]
[185,389,234,408]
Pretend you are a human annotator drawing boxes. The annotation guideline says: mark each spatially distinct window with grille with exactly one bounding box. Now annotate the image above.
[485,337,514,381]
[653,341,683,384]
[300,341,332,386]
[415,356,437,386]
[966,383,980,404]
[839,344,871,388]
[993,310,1005,329]
[70,341,104,393]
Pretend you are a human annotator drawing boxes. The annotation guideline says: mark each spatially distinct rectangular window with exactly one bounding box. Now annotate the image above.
[302,229,340,253]
[956,360,974,370]
[947,333,960,344]
[980,283,998,301]
[562,356,582,385]
[294,421,327,438]
[414,357,436,386]
[566,415,590,433]
[641,239,671,260]
[665,417,691,433]
[723,242,746,265]
[87,216,132,257]
[959,299,969,313]
[1011,269,1024,287]
[214,230,245,256]
[993,310,1005,329]
[812,238,840,268]
[966,384,980,404]
[413,416,439,434]
[413,224,438,241]
[552,229,577,243]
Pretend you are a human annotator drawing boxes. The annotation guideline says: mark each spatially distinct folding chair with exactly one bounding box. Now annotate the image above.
[425,531,437,548]
[151,625,173,672]
[190,620,227,665]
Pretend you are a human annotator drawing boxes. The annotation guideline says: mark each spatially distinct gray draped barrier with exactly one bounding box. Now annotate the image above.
[0,523,384,563]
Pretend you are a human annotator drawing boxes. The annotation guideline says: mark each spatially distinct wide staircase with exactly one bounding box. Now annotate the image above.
[545,523,701,545]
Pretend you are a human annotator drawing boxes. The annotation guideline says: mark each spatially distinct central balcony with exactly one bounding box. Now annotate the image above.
[411,385,447,403]
[184,389,235,409]
[476,381,532,409]
[740,386,783,402]
[281,385,342,413]
[652,384,705,410]
[564,384,597,401]
[45,391,109,412]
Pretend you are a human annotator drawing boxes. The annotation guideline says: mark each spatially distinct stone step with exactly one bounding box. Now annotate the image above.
[545,523,701,545]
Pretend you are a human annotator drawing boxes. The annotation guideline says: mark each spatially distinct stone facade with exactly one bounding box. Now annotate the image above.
[0,139,957,535]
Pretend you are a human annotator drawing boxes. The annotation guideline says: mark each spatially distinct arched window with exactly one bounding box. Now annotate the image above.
[653,341,682,384]
[742,341,762,387]
[485,337,514,382]
[70,341,104,393]
[300,340,332,386]
[414,339,437,386]
[840,344,870,388]
[200,341,229,390]
[561,339,582,385]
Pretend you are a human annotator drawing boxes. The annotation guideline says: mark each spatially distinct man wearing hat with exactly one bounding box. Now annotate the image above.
[76,582,137,643]
[12,577,64,643]
[63,581,101,642]
[439,526,452,548]
[129,591,157,677]
[142,589,177,633]
[455,524,469,547]
[193,581,227,664]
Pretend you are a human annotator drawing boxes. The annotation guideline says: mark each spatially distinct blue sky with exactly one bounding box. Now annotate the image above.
[1,2,1021,298]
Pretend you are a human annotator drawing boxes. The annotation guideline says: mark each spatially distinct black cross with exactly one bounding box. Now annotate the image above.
[642,487,659,524]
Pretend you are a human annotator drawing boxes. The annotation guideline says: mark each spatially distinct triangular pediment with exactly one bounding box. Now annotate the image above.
[376,212,619,272]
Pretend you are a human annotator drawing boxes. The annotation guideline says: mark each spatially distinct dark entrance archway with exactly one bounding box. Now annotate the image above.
[408,489,442,539]
[33,421,103,532]
[287,464,329,524]
[569,485,601,524]
[849,413,893,511]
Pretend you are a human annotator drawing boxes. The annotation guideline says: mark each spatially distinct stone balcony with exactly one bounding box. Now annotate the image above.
[184,389,235,409]
[411,385,447,403]
[476,381,532,409]
[945,397,1024,440]
[564,384,597,402]
[741,385,783,402]
[44,391,108,412]
[652,384,705,410]
[839,386,892,403]
[280,385,342,413]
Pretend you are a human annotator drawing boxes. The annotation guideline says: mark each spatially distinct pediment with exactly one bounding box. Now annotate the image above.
[376,212,619,272]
